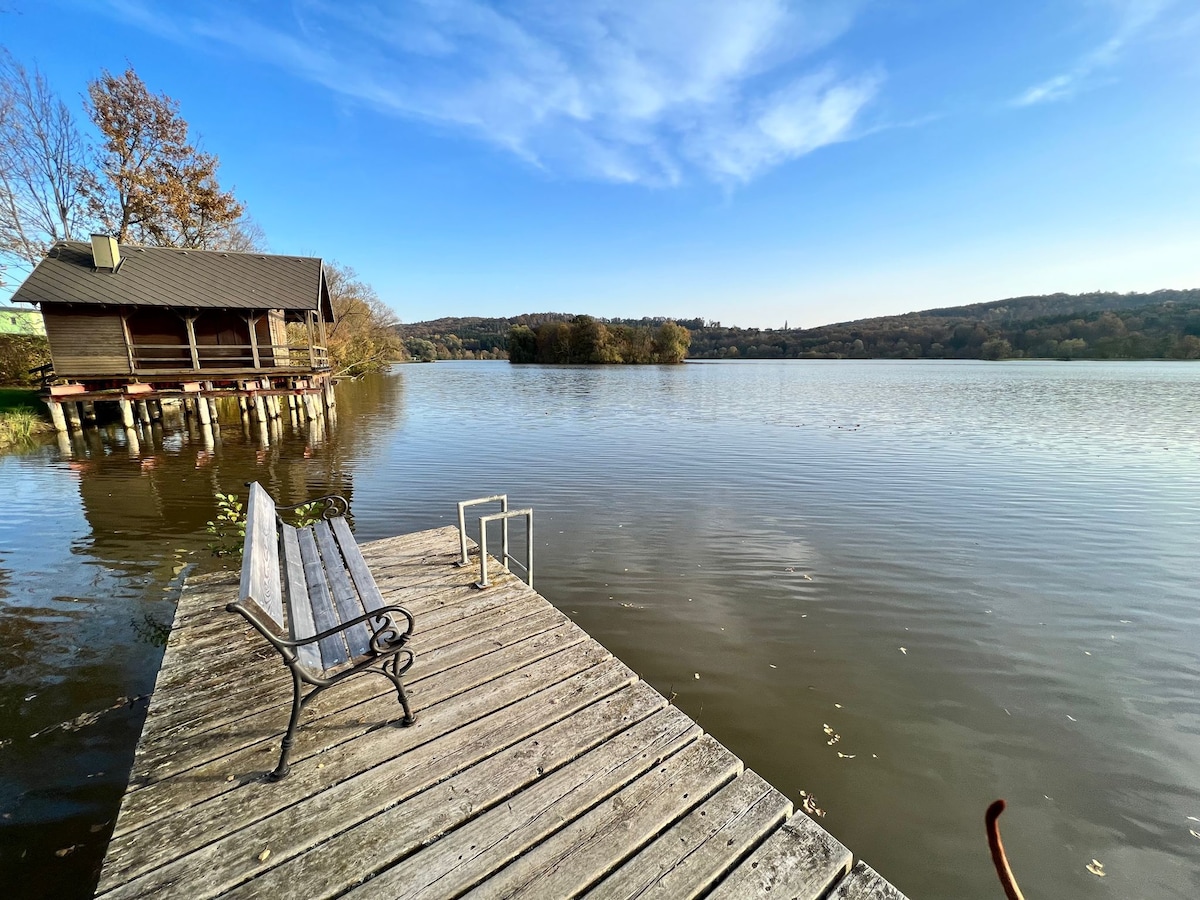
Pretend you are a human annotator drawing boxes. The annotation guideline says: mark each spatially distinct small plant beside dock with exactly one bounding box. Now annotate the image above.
[0,388,52,449]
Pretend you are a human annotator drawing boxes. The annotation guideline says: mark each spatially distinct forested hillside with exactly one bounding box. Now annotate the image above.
[398,289,1200,361]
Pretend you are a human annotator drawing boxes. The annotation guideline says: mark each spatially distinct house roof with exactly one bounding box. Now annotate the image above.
[10,241,333,320]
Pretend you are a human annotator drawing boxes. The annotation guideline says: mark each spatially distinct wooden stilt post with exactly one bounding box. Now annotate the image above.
[82,401,98,425]
[253,394,268,423]
[136,399,152,425]
[46,400,68,433]
[207,397,219,422]
[65,402,82,430]
[119,398,135,428]
[197,395,211,426]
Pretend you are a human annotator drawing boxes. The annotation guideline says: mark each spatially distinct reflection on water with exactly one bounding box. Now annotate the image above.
[1,360,1199,899]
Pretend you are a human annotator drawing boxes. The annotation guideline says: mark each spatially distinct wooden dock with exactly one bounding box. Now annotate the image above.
[94,526,908,899]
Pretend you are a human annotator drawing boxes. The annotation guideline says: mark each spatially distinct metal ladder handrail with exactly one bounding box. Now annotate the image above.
[476,508,533,590]
[455,495,508,568]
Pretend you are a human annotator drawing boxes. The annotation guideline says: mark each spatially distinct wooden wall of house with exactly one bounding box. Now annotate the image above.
[267,310,289,365]
[41,305,131,376]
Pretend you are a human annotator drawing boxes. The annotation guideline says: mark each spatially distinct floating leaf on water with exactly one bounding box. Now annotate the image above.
[694,673,700,679]
[55,845,78,857]
[798,789,826,818]
[1187,816,1200,822]
[836,752,856,759]
[1066,715,1077,722]
[258,849,271,862]
[823,724,834,734]
[1189,829,1200,840]
[899,647,907,655]
[769,664,777,669]
[834,703,842,708]
[1085,860,1106,877]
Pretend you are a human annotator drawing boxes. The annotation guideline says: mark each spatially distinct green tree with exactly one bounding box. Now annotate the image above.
[404,337,437,362]
[537,321,573,363]
[570,315,615,363]
[981,338,1013,360]
[652,321,691,363]
[506,325,537,363]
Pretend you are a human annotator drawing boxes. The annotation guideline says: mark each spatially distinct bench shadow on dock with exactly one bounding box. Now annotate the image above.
[94,526,908,899]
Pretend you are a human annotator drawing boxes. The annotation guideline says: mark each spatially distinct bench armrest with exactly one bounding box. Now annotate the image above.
[227,602,414,654]
[274,493,349,522]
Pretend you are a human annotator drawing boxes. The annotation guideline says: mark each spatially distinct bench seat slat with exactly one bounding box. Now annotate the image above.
[331,516,386,614]
[313,520,372,658]
[296,526,349,669]
[280,524,323,673]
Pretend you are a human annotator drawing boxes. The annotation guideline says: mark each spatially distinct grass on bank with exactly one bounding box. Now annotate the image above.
[0,387,51,448]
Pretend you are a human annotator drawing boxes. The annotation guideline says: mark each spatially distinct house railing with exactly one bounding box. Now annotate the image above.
[130,343,330,372]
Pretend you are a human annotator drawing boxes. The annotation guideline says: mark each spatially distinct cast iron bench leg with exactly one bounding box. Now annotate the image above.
[271,669,305,782]
[386,654,416,727]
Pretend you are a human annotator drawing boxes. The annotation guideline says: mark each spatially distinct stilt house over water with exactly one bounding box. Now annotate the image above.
[10,235,336,432]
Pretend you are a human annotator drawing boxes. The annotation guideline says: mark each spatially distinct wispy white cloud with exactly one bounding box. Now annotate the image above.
[1013,0,1174,106]
[104,0,880,186]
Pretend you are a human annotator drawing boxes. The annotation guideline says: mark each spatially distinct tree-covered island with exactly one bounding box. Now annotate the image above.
[506,315,690,364]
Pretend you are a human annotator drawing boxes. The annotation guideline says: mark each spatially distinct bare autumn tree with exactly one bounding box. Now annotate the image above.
[0,49,93,281]
[85,66,244,249]
[206,213,267,253]
[323,262,407,376]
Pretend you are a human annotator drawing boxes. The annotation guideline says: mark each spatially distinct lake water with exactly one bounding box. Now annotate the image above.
[1,359,1198,899]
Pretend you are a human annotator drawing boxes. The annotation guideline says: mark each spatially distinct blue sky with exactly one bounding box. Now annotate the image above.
[2,0,1197,327]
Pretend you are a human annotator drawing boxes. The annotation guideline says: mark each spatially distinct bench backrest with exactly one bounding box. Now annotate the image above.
[239,482,284,630]
[239,481,390,676]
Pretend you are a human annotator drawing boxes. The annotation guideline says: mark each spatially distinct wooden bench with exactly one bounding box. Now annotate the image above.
[228,481,416,780]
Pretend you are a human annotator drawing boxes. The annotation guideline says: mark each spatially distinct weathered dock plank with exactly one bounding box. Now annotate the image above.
[95,526,909,900]
[829,861,911,899]
[462,734,743,899]
[706,814,853,900]
[582,771,792,900]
